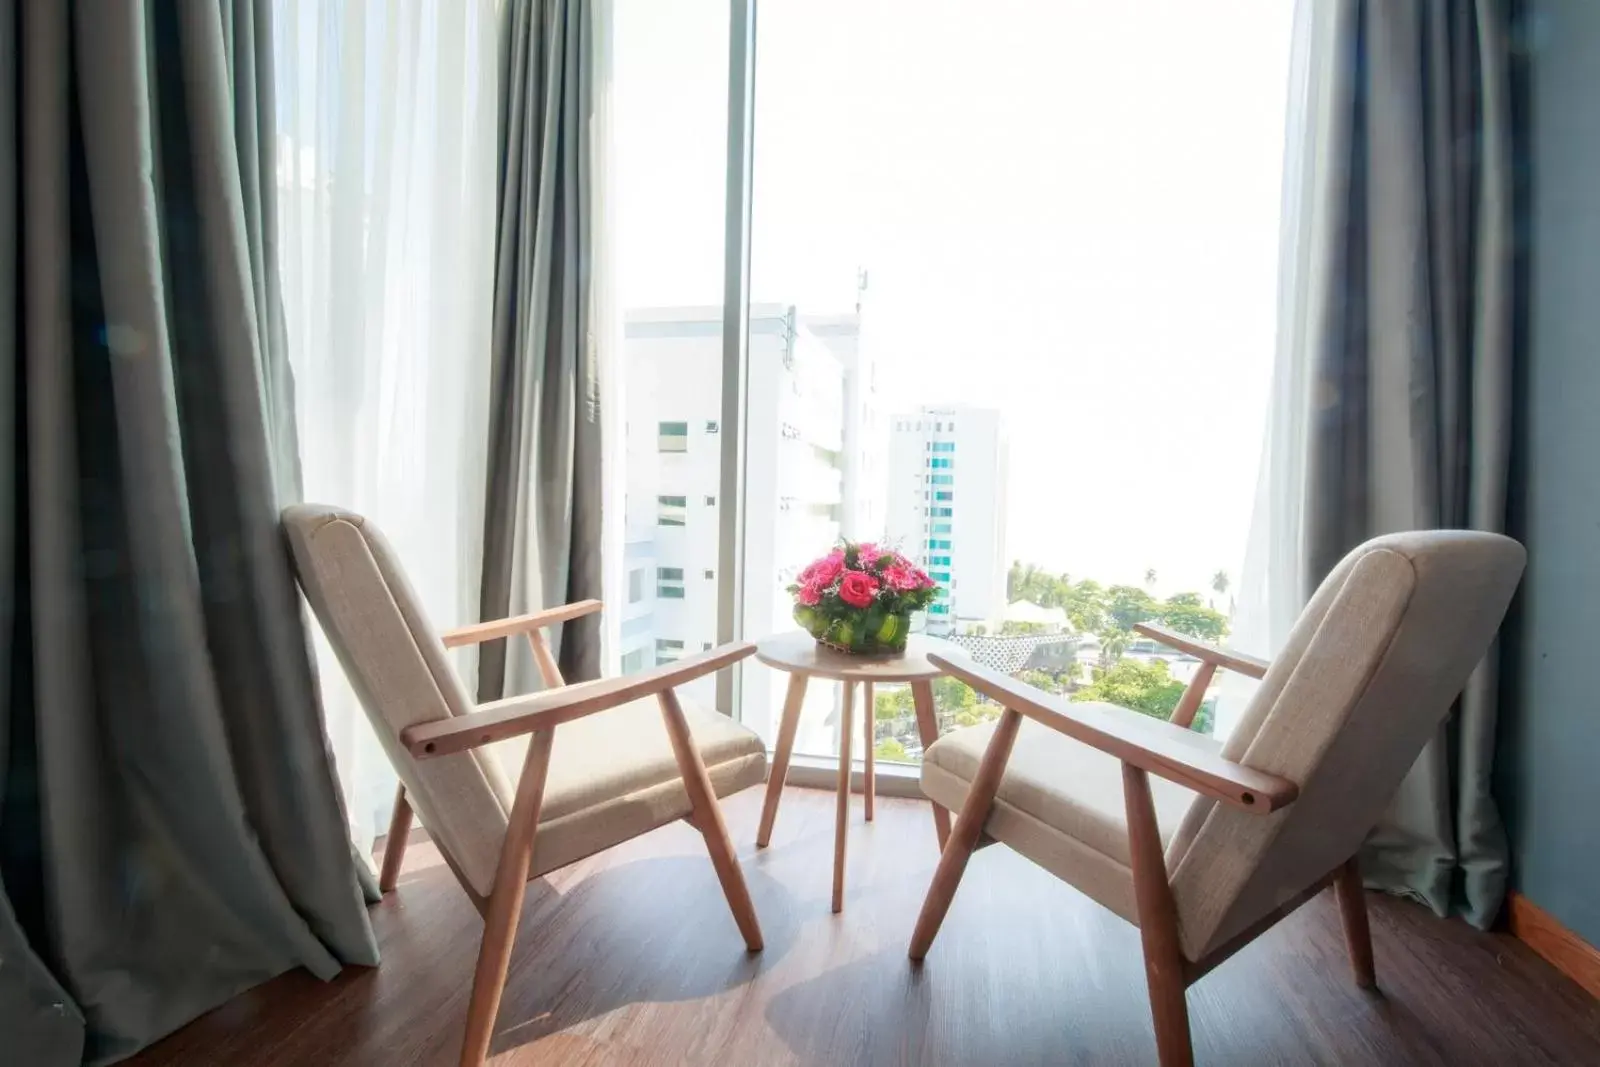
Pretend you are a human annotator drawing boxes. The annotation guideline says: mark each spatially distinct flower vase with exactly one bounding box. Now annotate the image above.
[794,604,912,656]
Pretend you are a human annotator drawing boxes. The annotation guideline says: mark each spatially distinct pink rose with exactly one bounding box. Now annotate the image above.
[837,571,880,609]
[882,564,923,592]
[797,580,823,606]
[856,542,883,567]
[802,550,845,587]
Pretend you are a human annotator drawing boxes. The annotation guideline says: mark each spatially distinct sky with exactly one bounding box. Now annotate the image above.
[615,0,1295,599]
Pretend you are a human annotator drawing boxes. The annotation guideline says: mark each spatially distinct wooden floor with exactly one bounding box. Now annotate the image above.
[129,788,1600,1066]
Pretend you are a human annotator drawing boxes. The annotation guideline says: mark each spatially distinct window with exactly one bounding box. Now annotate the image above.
[655,638,686,666]
[621,648,648,673]
[658,420,689,452]
[928,457,952,469]
[932,522,952,534]
[705,420,720,433]
[932,441,956,453]
[928,603,950,616]
[929,570,951,583]
[628,568,646,603]
[704,569,715,580]
[702,642,714,651]
[931,506,953,517]
[930,475,953,486]
[929,554,951,566]
[657,566,686,599]
[934,491,953,501]
[927,538,952,550]
[705,495,716,506]
[657,495,687,526]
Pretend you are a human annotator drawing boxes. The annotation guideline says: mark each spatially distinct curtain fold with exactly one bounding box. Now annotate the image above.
[0,3,377,1063]
[1247,0,1523,927]
[478,0,605,700]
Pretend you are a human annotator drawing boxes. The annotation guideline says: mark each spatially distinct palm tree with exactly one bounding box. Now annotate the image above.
[1210,569,1230,609]
[1143,567,1157,589]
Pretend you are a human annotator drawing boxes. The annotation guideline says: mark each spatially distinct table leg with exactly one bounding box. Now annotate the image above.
[862,681,876,822]
[833,679,856,913]
[911,680,953,852]
[757,672,808,848]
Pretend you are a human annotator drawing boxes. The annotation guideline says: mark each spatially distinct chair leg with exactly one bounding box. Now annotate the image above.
[659,688,764,952]
[757,673,808,848]
[459,729,555,1067]
[1125,762,1194,1067]
[1335,854,1377,989]
[379,784,413,894]
[908,707,1022,961]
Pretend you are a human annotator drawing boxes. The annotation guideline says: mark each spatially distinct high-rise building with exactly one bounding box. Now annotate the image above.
[886,406,1009,635]
[622,305,878,747]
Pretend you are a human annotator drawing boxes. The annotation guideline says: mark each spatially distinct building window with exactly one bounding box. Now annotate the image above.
[657,495,687,526]
[705,495,716,506]
[655,639,685,665]
[927,538,952,550]
[932,441,956,453]
[930,554,951,566]
[934,491,953,501]
[658,421,688,452]
[930,475,954,486]
[930,570,951,583]
[705,420,720,434]
[657,566,685,599]
[627,568,645,603]
[931,506,953,517]
[932,522,952,534]
[928,603,950,615]
[928,457,952,469]
[704,569,715,580]
[702,642,713,651]
[621,648,648,673]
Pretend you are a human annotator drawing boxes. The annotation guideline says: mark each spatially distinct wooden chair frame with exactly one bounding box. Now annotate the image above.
[911,636,1376,1067]
[377,599,763,1067]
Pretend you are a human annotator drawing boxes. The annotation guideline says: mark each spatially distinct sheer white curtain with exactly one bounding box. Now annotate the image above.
[271,1,500,849]
[1217,0,1343,739]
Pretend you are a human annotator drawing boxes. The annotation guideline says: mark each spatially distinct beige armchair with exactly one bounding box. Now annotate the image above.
[910,531,1525,1067]
[281,505,767,1067]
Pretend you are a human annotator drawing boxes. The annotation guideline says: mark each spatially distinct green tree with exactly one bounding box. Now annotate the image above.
[875,686,914,722]
[1156,593,1229,642]
[1061,579,1109,634]
[1073,659,1186,720]
[932,675,976,711]
[1144,567,1158,589]
[1210,569,1230,606]
[875,737,909,762]
[1016,669,1069,695]
[1106,585,1158,633]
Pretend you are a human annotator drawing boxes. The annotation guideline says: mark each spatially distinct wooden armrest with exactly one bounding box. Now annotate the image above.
[927,653,1297,813]
[403,641,756,758]
[440,599,603,648]
[1132,621,1270,680]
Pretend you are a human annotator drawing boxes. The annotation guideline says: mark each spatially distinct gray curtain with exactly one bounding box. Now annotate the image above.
[478,0,604,700]
[1304,0,1522,927]
[0,3,378,1063]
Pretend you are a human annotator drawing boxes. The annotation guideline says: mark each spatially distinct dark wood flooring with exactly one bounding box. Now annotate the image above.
[128,788,1600,1065]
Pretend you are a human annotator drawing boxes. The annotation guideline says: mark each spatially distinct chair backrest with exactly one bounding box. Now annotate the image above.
[282,504,512,898]
[1167,530,1524,962]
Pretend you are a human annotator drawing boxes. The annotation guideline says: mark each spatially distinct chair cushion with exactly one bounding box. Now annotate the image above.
[921,712,1200,925]
[489,695,767,879]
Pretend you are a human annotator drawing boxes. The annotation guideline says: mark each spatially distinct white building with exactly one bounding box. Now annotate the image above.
[886,406,1009,636]
[622,305,878,749]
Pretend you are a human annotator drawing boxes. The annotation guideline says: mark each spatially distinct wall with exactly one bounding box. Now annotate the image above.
[1499,0,1600,947]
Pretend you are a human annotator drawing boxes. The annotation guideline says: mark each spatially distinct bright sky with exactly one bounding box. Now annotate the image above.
[616,0,1294,599]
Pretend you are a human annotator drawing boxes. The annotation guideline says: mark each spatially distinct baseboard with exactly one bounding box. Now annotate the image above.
[1507,891,1600,1000]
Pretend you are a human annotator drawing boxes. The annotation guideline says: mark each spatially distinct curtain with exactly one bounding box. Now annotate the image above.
[478,0,606,701]
[0,3,379,1064]
[1239,0,1521,927]
[270,1,501,851]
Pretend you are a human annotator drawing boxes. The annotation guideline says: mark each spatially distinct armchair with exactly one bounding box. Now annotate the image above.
[910,531,1525,1066]
[282,505,767,1067]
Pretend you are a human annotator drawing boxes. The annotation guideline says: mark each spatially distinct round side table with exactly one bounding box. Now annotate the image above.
[754,630,956,913]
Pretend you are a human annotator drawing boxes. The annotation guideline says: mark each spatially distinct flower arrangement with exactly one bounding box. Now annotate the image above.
[788,542,938,655]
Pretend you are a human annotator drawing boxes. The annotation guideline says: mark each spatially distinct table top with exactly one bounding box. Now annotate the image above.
[754,630,961,683]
